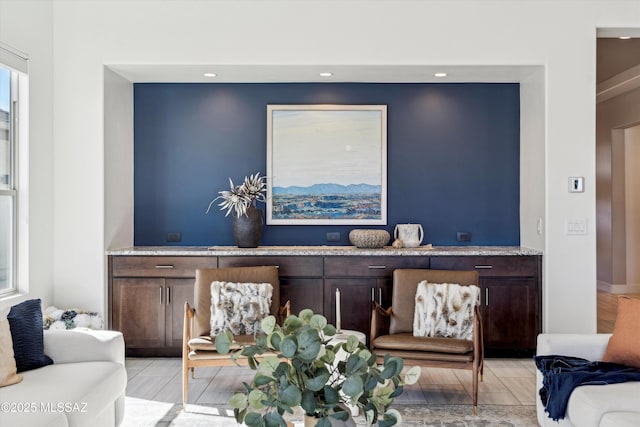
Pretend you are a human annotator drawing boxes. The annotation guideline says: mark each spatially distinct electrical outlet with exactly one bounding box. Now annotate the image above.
[456,232,471,242]
[326,232,341,242]
[167,232,182,242]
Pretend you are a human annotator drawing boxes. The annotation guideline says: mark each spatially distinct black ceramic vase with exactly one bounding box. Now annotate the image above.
[232,206,264,248]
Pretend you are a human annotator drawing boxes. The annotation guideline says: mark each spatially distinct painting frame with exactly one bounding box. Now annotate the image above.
[266,104,387,225]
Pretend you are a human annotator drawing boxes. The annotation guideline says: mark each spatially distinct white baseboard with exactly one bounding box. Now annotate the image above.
[597,280,640,294]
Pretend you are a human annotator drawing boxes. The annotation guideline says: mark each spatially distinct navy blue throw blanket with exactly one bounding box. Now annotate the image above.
[534,355,640,421]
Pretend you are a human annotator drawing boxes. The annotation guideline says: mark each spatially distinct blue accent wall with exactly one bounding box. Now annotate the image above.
[133,83,520,246]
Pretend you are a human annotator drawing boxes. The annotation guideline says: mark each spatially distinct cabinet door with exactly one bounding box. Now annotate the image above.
[429,255,540,355]
[481,277,538,353]
[325,278,387,344]
[165,278,194,348]
[112,278,165,349]
[280,278,324,316]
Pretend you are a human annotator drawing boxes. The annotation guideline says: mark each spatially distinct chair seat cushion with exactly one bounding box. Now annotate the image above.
[372,348,474,363]
[188,334,257,351]
[373,333,473,354]
[188,334,279,362]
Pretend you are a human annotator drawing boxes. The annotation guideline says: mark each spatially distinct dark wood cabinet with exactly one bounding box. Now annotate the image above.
[324,256,431,277]
[482,277,537,353]
[323,256,429,344]
[112,278,166,349]
[430,255,541,356]
[218,256,324,317]
[165,279,195,348]
[108,250,540,357]
[324,278,391,343]
[111,278,195,353]
[109,256,216,356]
[280,278,324,315]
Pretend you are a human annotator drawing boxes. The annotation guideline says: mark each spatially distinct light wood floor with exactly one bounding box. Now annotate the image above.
[125,358,537,408]
[121,292,632,424]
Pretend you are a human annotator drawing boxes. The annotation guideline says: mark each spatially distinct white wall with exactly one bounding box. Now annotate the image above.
[2,0,639,332]
[0,0,53,312]
[103,67,134,322]
[103,68,133,257]
[520,68,545,253]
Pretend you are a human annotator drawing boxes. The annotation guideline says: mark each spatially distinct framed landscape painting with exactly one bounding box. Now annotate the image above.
[266,104,387,225]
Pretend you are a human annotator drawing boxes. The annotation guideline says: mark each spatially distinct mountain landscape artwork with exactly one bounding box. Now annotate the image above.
[267,105,387,225]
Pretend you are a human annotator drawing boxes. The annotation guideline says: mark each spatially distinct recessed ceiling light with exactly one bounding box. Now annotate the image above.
[203,73,217,77]
[319,72,333,77]
[619,36,632,40]
[434,72,448,78]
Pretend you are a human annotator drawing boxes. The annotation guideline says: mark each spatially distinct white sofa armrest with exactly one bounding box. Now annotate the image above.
[536,333,611,361]
[43,328,125,365]
[536,334,614,427]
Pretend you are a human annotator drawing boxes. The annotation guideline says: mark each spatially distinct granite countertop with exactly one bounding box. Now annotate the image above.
[106,245,542,256]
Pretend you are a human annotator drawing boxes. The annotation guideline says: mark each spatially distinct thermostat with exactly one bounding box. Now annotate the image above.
[569,177,584,193]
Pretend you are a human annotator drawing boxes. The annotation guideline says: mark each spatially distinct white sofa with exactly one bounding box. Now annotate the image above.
[0,328,127,427]
[536,334,640,427]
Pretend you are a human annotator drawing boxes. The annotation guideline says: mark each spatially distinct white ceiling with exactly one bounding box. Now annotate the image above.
[106,64,541,84]
[107,27,637,84]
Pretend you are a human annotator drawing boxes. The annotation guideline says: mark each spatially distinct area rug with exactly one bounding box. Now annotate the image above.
[122,398,538,427]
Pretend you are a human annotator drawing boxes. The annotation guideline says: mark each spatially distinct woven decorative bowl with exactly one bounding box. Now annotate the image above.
[348,229,391,249]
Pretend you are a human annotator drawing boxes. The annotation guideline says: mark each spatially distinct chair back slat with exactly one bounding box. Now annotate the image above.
[390,269,479,335]
[193,266,280,337]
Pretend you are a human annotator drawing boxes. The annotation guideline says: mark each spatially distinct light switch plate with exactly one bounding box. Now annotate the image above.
[566,219,587,235]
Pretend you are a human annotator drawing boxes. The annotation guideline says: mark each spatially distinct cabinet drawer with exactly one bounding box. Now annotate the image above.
[430,256,538,277]
[218,256,323,277]
[324,256,430,277]
[111,256,217,278]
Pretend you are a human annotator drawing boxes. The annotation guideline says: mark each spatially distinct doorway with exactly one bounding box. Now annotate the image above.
[596,36,640,332]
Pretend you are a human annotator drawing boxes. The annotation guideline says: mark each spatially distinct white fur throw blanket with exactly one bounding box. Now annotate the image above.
[413,281,480,340]
[210,281,273,336]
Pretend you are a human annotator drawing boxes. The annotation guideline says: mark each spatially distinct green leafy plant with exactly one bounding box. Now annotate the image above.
[206,172,266,218]
[215,309,420,427]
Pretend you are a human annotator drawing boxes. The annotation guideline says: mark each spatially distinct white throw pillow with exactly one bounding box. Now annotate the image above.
[210,281,273,336]
[413,281,480,340]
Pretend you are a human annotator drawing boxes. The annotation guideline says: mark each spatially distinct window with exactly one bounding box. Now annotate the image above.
[0,66,15,295]
[0,43,27,297]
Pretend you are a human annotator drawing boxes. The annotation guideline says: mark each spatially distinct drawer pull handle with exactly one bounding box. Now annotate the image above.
[485,288,489,306]
[166,287,171,305]
[379,288,382,305]
[371,288,375,301]
[367,265,386,269]
[474,265,493,269]
[155,265,175,269]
